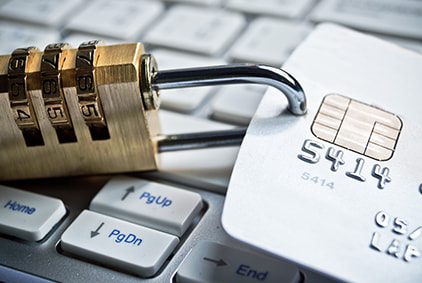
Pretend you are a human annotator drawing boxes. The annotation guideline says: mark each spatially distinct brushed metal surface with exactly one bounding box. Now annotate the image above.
[0,43,160,180]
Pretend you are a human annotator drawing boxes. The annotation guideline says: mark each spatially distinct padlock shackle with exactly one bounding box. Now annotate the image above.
[151,64,307,115]
[157,127,247,153]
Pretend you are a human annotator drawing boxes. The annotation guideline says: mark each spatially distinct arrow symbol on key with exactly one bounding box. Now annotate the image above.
[203,257,227,267]
[121,186,135,201]
[90,222,104,238]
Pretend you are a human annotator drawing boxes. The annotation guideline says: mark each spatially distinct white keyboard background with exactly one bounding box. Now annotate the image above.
[0,0,421,282]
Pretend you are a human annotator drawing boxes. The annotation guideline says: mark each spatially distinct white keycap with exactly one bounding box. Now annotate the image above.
[153,49,225,112]
[0,22,60,55]
[90,176,203,236]
[163,0,222,6]
[228,18,313,65]
[65,0,164,40]
[379,35,422,54]
[176,241,301,283]
[226,0,315,19]
[0,0,83,27]
[159,110,239,192]
[62,33,125,48]
[0,185,66,241]
[211,85,267,125]
[144,5,246,55]
[61,210,179,277]
[310,0,422,40]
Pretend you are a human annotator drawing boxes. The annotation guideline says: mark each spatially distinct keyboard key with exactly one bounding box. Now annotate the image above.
[65,0,164,40]
[63,33,125,48]
[310,0,422,40]
[226,0,315,19]
[0,0,83,27]
[159,110,239,191]
[0,185,66,241]
[211,85,267,125]
[61,210,179,277]
[144,5,246,55]
[176,241,301,283]
[163,0,222,6]
[90,176,203,236]
[153,49,225,112]
[378,35,422,54]
[228,17,313,65]
[0,22,60,54]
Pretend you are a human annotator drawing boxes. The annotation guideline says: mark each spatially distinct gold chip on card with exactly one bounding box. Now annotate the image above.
[311,94,402,161]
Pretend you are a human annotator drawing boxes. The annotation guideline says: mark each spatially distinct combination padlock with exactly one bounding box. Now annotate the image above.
[0,41,306,181]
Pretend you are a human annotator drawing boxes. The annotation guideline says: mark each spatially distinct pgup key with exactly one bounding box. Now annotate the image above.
[0,41,307,181]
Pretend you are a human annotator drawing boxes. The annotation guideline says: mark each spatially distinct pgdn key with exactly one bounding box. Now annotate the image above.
[61,210,179,277]
[108,229,142,246]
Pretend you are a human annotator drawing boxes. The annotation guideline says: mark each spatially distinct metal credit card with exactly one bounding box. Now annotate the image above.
[222,24,422,283]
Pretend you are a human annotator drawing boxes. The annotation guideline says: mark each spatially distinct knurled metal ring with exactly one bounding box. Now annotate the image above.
[140,54,160,110]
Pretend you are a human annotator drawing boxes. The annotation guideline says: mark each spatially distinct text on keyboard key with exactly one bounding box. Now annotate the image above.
[176,241,301,283]
[61,210,179,277]
[90,176,203,237]
[144,5,246,55]
[0,185,66,241]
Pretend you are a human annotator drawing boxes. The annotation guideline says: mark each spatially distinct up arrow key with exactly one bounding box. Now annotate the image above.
[121,186,135,201]
[91,222,104,238]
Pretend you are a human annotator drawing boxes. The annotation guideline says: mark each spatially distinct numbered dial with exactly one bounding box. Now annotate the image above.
[2,41,129,146]
[8,47,44,146]
[41,43,77,143]
[75,40,110,140]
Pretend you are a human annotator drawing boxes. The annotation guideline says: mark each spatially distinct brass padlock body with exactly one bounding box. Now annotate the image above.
[0,43,161,180]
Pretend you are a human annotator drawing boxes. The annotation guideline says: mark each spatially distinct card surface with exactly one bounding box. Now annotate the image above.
[222,24,422,282]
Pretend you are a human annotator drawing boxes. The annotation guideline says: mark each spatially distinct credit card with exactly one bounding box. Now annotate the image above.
[222,23,422,283]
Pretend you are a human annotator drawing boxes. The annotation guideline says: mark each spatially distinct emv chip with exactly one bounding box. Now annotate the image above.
[311,94,402,161]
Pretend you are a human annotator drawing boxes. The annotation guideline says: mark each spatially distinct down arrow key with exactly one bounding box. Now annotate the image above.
[90,222,104,238]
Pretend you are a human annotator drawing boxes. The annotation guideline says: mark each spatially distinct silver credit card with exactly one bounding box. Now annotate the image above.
[222,23,422,283]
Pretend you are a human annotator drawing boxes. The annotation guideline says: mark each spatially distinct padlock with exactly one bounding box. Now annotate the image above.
[0,41,306,181]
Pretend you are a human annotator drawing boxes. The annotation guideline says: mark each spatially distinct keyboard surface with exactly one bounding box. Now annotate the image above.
[0,0,421,282]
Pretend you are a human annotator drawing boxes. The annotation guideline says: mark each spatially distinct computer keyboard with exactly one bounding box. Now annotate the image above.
[0,0,421,282]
